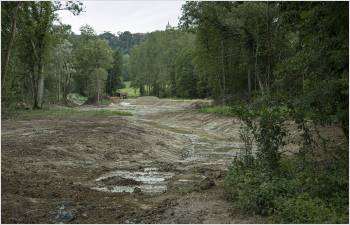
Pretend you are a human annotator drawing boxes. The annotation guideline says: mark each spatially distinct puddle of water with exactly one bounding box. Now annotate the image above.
[92,167,174,193]
[93,184,168,193]
[177,179,192,182]
[120,102,131,106]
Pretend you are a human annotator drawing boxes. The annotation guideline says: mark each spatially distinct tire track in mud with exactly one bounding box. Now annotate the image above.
[1,98,264,223]
[87,99,256,223]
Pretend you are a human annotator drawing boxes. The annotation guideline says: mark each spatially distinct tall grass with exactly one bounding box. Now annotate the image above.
[3,108,132,120]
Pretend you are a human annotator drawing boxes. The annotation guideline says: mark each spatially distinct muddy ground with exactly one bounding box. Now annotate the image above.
[1,97,308,223]
[2,98,266,223]
[3,97,344,223]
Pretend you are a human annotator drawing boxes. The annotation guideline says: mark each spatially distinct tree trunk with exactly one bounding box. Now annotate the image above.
[62,61,70,104]
[248,66,251,101]
[64,70,71,104]
[140,85,144,96]
[266,1,272,90]
[97,89,100,104]
[2,2,21,89]
[31,67,39,109]
[255,43,264,94]
[221,39,226,104]
[37,63,45,108]
[58,69,61,102]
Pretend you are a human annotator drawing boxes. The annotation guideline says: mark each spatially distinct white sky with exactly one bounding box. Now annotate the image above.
[56,0,185,34]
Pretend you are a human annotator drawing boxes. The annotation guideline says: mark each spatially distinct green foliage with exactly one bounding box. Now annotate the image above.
[127,29,207,98]
[5,108,132,120]
[73,28,114,99]
[47,39,75,103]
[99,31,146,54]
[248,108,287,171]
[224,156,348,223]
[1,1,83,109]
[222,98,348,223]
[275,195,337,223]
[198,105,245,117]
[118,81,140,98]
[88,67,108,99]
[106,50,123,96]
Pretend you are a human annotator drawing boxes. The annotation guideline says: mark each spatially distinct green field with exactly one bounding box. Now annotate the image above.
[119,81,140,98]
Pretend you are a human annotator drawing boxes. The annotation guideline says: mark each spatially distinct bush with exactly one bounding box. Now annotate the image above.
[198,105,246,117]
[224,164,262,213]
[275,195,337,223]
[219,95,348,223]
[255,177,301,216]
[224,157,348,223]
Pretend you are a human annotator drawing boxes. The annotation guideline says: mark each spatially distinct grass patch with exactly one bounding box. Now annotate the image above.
[198,105,243,117]
[198,104,293,119]
[4,108,132,120]
[98,98,113,106]
[167,97,193,100]
[119,81,140,98]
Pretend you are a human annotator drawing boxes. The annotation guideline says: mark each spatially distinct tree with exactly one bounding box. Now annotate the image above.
[48,39,75,103]
[2,1,83,109]
[128,29,201,98]
[18,1,55,109]
[89,68,108,103]
[73,27,113,100]
[106,50,123,96]
[1,1,21,90]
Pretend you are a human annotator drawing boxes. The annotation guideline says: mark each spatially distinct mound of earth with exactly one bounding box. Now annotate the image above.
[134,96,160,105]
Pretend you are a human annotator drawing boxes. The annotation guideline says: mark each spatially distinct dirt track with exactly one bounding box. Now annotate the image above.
[1,98,263,223]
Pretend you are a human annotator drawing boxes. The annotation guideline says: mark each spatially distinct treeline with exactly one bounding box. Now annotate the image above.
[128,1,348,111]
[1,1,129,109]
[128,27,210,98]
[99,31,146,81]
[182,1,349,133]
[99,31,146,54]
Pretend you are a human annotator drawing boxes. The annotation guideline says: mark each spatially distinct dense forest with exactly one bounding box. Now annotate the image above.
[129,2,348,108]
[1,1,349,223]
[1,1,145,108]
[2,1,348,116]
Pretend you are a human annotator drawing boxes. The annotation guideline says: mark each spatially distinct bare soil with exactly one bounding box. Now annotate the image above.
[2,98,267,224]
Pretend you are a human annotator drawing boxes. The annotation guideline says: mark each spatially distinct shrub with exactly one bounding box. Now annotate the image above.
[221,98,348,223]
[224,156,348,223]
[224,163,260,213]
[275,195,337,223]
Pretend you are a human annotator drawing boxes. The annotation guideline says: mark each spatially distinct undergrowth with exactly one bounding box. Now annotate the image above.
[2,108,132,120]
[205,103,350,223]
[198,105,246,117]
[224,155,348,223]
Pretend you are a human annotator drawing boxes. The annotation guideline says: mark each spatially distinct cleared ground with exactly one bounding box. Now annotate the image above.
[2,97,265,223]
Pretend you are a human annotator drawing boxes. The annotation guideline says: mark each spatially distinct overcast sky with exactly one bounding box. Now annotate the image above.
[56,1,185,34]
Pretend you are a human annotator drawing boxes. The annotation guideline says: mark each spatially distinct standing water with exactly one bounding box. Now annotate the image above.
[92,167,174,193]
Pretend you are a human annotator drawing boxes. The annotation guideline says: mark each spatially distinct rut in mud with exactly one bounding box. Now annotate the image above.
[1,97,263,223]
